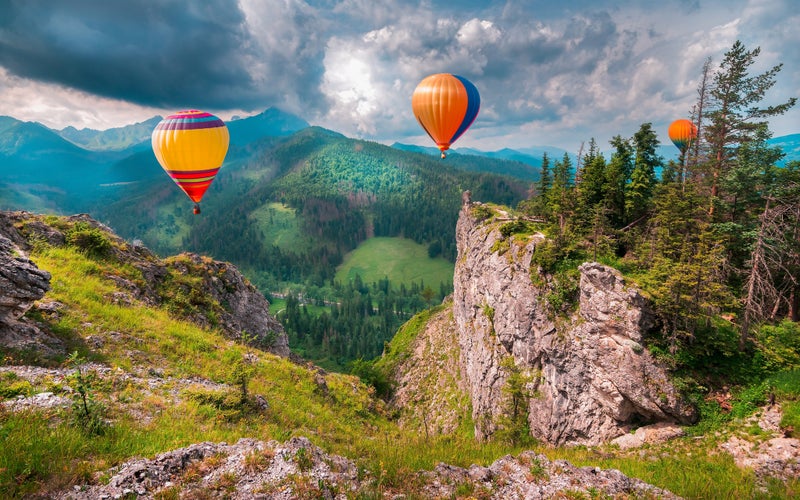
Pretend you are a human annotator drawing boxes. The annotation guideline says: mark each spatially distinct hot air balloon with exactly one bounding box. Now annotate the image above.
[411,73,480,159]
[151,110,229,214]
[668,119,698,152]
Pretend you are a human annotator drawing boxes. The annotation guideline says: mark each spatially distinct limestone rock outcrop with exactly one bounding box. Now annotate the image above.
[0,229,64,355]
[453,201,697,446]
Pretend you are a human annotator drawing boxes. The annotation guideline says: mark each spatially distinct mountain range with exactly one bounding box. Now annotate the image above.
[2,108,798,208]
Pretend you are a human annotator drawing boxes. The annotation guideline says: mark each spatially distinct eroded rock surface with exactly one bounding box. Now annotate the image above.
[0,230,64,355]
[453,201,697,446]
[386,301,472,435]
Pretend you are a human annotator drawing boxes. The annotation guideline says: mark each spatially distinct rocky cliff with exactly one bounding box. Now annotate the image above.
[0,227,64,357]
[452,199,697,446]
[0,211,289,358]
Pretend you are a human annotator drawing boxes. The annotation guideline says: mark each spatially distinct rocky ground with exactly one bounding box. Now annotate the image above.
[52,435,679,500]
[4,361,798,498]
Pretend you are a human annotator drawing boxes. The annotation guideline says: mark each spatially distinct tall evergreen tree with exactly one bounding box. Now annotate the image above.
[604,136,634,226]
[703,40,796,216]
[576,145,607,230]
[627,123,662,223]
[548,153,575,234]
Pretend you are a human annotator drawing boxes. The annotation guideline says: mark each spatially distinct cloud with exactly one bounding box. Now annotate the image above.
[0,0,796,150]
[0,0,264,109]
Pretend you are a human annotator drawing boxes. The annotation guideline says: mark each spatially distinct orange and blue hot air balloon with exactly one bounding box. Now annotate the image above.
[668,119,698,152]
[412,73,480,159]
[151,110,229,214]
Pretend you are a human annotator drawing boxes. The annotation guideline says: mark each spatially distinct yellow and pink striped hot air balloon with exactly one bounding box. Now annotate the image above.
[151,110,229,214]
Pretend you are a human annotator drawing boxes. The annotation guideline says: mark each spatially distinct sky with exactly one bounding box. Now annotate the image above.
[0,0,797,152]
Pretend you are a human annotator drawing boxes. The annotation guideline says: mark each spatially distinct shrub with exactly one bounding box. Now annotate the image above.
[0,372,33,399]
[756,320,800,373]
[65,222,111,259]
[350,358,390,399]
[499,220,531,238]
[471,204,494,221]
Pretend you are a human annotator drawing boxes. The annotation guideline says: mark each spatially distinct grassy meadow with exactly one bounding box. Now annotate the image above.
[248,202,313,253]
[335,236,454,289]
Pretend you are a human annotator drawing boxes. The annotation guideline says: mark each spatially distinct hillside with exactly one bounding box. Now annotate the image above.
[0,210,700,499]
[2,210,798,498]
[2,110,799,373]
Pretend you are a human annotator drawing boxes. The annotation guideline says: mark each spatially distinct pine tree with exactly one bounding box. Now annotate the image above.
[548,153,575,234]
[604,135,634,226]
[703,40,796,216]
[537,152,552,197]
[626,123,662,223]
[576,139,607,225]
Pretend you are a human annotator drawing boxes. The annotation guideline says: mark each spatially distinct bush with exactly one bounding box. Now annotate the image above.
[0,372,33,400]
[756,320,800,373]
[470,204,494,221]
[65,352,108,436]
[65,222,111,259]
[350,358,391,399]
[781,401,799,437]
[499,220,531,238]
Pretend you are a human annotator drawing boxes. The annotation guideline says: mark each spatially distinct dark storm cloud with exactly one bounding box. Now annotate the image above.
[0,0,267,109]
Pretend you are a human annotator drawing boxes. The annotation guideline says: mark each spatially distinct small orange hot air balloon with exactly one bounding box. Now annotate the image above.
[668,119,698,152]
[151,110,229,214]
[411,73,480,158]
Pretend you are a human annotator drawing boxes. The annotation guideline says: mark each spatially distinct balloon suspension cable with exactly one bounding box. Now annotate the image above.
[193,203,201,215]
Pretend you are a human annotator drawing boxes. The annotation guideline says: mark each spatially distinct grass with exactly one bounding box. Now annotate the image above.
[248,202,312,253]
[374,304,447,376]
[0,240,516,497]
[335,236,453,289]
[770,370,800,437]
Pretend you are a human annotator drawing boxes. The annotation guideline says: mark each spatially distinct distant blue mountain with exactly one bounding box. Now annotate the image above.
[227,108,310,146]
[59,116,163,151]
[392,143,572,168]
[390,143,542,181]
[0,108,312,213]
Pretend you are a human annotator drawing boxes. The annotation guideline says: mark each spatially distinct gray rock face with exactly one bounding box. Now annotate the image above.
[0,229,65,355]
[0,233,50,324]
[453,202,696,446]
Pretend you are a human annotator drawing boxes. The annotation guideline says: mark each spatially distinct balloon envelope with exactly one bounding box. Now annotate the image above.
[668,119,698,151]
[411,73,480,157]
[151,110,229,204]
